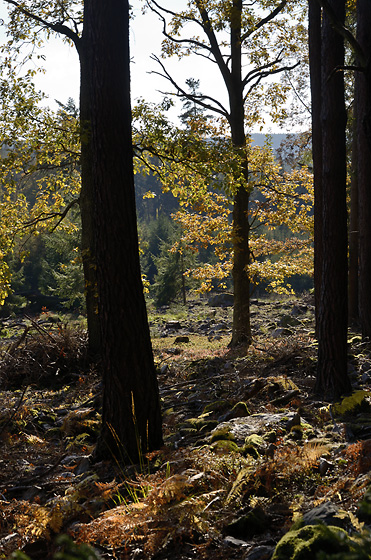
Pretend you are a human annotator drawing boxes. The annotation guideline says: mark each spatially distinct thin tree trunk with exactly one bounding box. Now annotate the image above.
[84,0,163,462]
[315,0,351,399]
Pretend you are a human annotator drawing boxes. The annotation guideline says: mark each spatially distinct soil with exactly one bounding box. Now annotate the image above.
[0,294,371,560]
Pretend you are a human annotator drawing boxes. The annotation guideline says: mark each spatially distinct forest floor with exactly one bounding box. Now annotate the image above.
[1,294,371,559]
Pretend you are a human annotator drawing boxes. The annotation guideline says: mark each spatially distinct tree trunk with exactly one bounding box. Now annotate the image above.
[356,0,371,340]
[315,0,351,398]
[229,0,252,348]
[78,40,101,358]
[348,102,359,325]
[84,0,163,462]
[308,0,322,337]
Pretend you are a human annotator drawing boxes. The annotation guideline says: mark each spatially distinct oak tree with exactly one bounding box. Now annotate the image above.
[144,0,306,346]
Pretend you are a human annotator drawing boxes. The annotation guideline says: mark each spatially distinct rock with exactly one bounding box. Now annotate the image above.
[225,506,270,539]
[278,314,300,327]
[218,401,250,422]
[356,483,371,523]
[160,364,169,375]
[165,320,181,330]
[208,293,234,307]
[244,545,275,560]
[272,524,353,560]
[271,327,293,338]
[211,412,301,446]
[174,336,190,343]
[318,457,333,476]
[302,501,349,529]
[223,536,249,548]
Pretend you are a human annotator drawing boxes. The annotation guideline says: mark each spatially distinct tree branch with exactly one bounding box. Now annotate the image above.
[150,55,229,119]
[3,0,81,51]
[241,0,288,42]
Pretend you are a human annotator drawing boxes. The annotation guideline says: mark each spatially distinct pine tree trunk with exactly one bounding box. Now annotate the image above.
[84,0,163,461]
[315,0,351,398]
[357,0,371,340]
[308,0,323,337]
[78,41,101,358]
[348,102,359,325]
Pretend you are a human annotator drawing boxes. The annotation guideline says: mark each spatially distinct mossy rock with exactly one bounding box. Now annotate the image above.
[242,434,265,458]
[357,484,371,523]
[263,430,277,443]
[231,401,250,417]
[332,391,370,417]
[210,426,235,442]
[210,440,240,453]
[272,524,353,560]
[203,400,230,414]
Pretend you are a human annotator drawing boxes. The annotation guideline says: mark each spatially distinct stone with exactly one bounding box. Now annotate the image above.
[272,524,353,560]
[208,293,234,307]
[211,412,302,446]
[302,502,350,529]
[225,506,270,539]
[174,336,190,343]
[244,545,275,560]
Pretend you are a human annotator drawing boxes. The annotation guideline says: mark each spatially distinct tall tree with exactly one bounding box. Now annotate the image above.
[145,0,304,347]
[315,0,351,398]
[1,0,163,461]
[308,0,322,335]
[356,0,371,340]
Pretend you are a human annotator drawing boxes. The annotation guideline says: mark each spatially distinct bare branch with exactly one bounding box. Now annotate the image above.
[241,0,288,42]
[244,61,300,99]
[21,197,79,233]
[150,55,229,119]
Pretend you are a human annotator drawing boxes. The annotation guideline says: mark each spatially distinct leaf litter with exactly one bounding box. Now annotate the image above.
[0,296,371,559]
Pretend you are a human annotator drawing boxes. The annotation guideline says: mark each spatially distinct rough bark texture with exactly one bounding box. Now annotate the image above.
[84,0,163,461]
[348,103,359,324]
[357,0,371,340]
[308,0,322,337]
[78,39,101,358]
[315,0,351,398]
[229,0,252,347]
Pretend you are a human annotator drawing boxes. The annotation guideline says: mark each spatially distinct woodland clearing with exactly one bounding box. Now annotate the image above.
[0,294,371,559]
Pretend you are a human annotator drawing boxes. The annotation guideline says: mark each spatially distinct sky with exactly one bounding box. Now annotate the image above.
[0,1,226,121]
[0,1,300,132]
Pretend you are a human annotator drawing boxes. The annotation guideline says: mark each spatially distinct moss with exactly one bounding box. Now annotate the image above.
[332,391,370,417]
[210,426,235,442]
[263,430,277,443]
[231,401,250,417]
[203,400,230,414]
[242,434,265,458]
[210,440,239,453]
[272,524,353,560]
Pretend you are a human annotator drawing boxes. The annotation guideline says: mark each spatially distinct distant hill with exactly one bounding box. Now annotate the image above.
[251,133,288,150]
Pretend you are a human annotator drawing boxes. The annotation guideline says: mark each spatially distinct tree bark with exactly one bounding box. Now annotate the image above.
[308,0,322,337]
[356,0,371,340]
[229,0,252,347]
[78,38,101,358]
[348,101,359,325]
[315,0,351,398]
[84,0,163,462]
